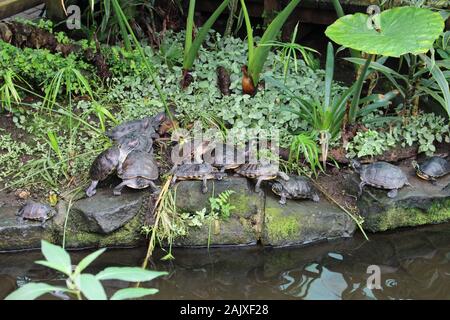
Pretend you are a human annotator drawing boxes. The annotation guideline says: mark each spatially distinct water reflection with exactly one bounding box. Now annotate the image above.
[1,224,450,299]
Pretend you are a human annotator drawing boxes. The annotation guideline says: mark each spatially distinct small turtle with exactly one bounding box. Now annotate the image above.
[106,112,166,142]
[412,157,450,182]
[351,160,412,198]
[271,176,320,205]
[235,163,289,193]
[211,143,245,172]
[171,162,223,194]
[114,151,160,196]
[18,201,55,223]
[86,146,120,197]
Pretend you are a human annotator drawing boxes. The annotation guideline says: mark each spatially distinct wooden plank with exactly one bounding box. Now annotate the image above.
[0,0,43,20]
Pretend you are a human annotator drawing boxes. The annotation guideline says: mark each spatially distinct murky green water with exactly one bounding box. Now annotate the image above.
[1,223,450,300]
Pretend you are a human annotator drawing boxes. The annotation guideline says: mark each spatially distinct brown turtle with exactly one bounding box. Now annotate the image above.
[271,176,320,205]
[351,160,412,198]
[18,201,55,223]
[106,112,167,142]
[412,156,450,182]
[235,163,289,192]
[114,151,160,196]
[86,146,120,197]
[171,162,224,194]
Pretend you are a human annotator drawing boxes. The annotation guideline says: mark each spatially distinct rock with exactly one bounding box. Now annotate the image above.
[0,206,54,251]
[346,165,450,232]
[71,188,145,234]
[55,188,148,249]
[262,193,355,247]
[173,177,264,246]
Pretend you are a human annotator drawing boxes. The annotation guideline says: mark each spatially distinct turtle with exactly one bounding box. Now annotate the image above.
[116,131,154,154]
[411,156,450,182]
[86,146,120,197]
[18,201,55,223]
[114,150,160,196]
[106,112,167,142]
[170,162,224,194]
[235,163,290,193]
[351,160,412,198]
[211,143,246,173]
[271,176,320,205]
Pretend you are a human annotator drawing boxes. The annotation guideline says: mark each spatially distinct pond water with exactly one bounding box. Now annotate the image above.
[1,223,450,300]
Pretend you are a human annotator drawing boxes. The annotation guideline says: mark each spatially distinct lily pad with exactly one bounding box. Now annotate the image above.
[325,7,444,57]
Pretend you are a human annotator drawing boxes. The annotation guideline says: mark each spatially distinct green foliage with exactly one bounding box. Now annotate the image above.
[209,190,235,220]
[347,112,450,158]
[0,69,26,111]
[288,132,322,177]
[183,0,231,70]
[263,22,320,81]
[5,240,166,300]
[240,0,302,85]
[325,7,444,57]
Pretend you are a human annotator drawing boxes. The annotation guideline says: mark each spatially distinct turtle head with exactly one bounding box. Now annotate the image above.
[411,160,419,170]
[271,182,283,195]
[350,159,362,172]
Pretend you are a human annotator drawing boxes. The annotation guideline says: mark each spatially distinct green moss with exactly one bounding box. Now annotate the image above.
[366,199,450,232]
[55,206,145,249]
[264,207,301,243]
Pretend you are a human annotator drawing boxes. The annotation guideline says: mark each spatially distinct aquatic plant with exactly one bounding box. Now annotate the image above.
[181,0,231,87]
[5,240,166,300]
[325,6,447,118]
[239,0,301,94]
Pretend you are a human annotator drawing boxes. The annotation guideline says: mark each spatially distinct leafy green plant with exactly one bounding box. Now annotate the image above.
[5,240,167,300]
[326,6,446,117]
[209,190,235,220]
[182,0,231,85]
[288,132,323,177]
[240,0,301,90]
[346,129,395,158]
[0,69,27,111]
[263,22,319,81]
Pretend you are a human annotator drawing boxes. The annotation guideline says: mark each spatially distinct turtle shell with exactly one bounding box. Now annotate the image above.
[118,151,159,180]
[106,117,152,141]
[235,163,278,179]
[117,132,154,154]
[360,162,409,189]
[18,201,54,222]
[174,163,217,179]
[272,176,318,200]
[89,146,120,181]
[417,157,450,179]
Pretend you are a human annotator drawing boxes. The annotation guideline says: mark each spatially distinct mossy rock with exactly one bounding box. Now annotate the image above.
[173,177,264,246]
[0,205,54,251]
[353,168,450,232]
[51,190,149,249]
[262,194,355,247]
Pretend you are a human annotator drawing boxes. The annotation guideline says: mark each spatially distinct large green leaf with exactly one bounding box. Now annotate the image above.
[325,7,444,57]
[5,283,68,300]
[96,267,168,282]
[74,248,107,276]
[110,288,159,300]
[79,274,107,300]
[39,240,72,276]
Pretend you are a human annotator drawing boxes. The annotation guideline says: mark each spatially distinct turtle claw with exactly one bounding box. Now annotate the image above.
[387,189,398,198]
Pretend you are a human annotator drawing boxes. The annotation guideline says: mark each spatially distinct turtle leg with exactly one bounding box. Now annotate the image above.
[148,181,161,194]
[113,181,127,196]
[387,189,398,198]
[255,177,264,193]
[86,180,99,197]
[278,171,290,181]
[279,193,287,205]
[201,178,208,194]
[170,175,177,186]
[358,181,366,197]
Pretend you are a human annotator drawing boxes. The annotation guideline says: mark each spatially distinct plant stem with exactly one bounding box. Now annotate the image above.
[225,0,239,37]
[184,0,196,62]
[111,0,131,51]
[348,54,373,123]
[240,0,254,65]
